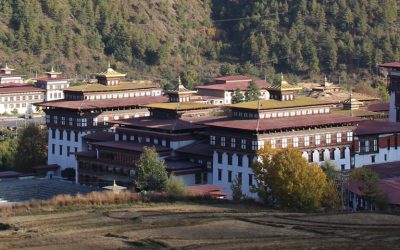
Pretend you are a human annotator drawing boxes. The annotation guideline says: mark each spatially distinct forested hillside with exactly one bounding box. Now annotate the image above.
[212,0,399,82]
[0,0,398,87]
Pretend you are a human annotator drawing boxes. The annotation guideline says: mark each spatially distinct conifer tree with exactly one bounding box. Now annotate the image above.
[231,88,245,104]
[245,81,261,102]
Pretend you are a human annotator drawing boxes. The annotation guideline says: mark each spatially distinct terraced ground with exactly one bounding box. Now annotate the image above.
[0,203,399,249]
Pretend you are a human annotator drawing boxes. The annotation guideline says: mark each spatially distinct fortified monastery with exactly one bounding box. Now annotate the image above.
[35,63,400,199]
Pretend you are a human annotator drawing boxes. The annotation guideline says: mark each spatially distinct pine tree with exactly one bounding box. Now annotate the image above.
[245,81,261,102]
[231,88,245,104]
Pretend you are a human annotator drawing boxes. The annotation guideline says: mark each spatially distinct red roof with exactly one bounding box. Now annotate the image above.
[176,142,213,157]
[112,117,205,131]
[82,132,115,142]
[379,61,400,68]
[0,84,45,94]
[348,179,400,205]
[197,79,270,91]
[92,141,171,153]
[0,83,23,87]
[367,103,389,112]
[214,75,252,82]
[37,96,168,111]
[354,120,400,136]
[187,185,227,198]
[365,161,400,179]
[203,114,361,132]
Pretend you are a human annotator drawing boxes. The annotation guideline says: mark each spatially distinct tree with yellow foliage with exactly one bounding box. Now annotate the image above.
[252,146,333,210]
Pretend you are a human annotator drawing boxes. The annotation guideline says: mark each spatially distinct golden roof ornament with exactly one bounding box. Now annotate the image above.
[267,73,302,91]
[1,63,15,72]
[46,66,62,76]
[95,64,126,78]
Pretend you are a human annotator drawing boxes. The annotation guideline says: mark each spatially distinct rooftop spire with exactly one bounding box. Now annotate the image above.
[46,66,61,78]
[178,75,182,86]
[0,63,15,74]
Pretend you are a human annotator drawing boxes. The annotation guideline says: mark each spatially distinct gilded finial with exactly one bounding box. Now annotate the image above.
[51,66,54,73]
[113,180,117,187]
[280,73,284,82]
[178,75,182,86]
[108,62,111,69]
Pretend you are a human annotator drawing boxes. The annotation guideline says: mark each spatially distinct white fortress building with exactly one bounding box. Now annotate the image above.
[35,68,70,101]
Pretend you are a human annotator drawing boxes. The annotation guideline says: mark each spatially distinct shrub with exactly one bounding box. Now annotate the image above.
[231,176,243,201]
[166,175,187,196]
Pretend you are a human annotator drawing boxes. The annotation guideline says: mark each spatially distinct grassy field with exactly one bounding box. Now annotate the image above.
[0,202,400,249]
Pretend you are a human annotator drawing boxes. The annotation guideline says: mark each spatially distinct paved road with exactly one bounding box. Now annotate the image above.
[0,116,45,128]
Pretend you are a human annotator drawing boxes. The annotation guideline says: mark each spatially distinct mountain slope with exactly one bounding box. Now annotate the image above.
[0,0,398,86]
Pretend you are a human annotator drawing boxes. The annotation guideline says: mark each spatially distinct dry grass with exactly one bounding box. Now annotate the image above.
[0,190,212,217]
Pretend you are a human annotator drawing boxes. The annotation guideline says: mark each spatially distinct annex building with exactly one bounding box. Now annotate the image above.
[0,64,46,115]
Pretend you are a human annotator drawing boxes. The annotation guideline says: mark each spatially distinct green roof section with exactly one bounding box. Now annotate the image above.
[64,81,159,93]
[144,102,215,111]
[230,97,336,110]
[333,109,380,117]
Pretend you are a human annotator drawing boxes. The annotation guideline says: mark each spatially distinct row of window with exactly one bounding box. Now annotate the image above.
[233,107,330,119]
[211,136,263,150]
[118,133,171,147]
[1,94,43,102]
[80,90,161,101]
[359,139,378,153]
[47,113,143,127]
[217,169,254,186]
[215,148,348,167]
[51,129,79,142]
[3,103,28,109]
[217,152,247,166]
[51,144,77,156]
[306,148,347,162]
[211,132,353,150]
[46,84,67,90]
[79,164,132,176]
[49,92,63,99]
[99,151,137,164]
[170,96,190,102]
